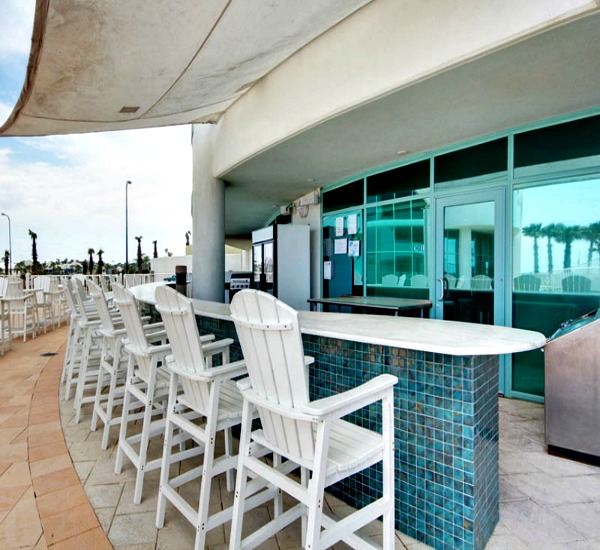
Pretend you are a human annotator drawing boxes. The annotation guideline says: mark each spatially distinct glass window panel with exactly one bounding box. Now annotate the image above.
[322,180,363,213]
[514,114,600,168]
[434,137,508,184]
[512,179,600,396]
[366,199,429,299]
[366,160,429,203]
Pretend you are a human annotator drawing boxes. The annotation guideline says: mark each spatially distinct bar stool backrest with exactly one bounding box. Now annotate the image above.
[112,283,154,383]
[5,277,24,299]
[155,285,212,413]
[87,280,117,333]
[230,289,314,465]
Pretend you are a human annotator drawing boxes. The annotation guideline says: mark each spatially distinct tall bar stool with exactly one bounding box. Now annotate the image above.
[153,286,252,550]
[230,290,398,550]
[71,278,106,423]
[112,283,175,504]
[4,277,38,342]
[88,280,166,449]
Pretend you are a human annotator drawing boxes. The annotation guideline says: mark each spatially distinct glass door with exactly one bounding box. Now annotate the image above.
[434,189,506,327]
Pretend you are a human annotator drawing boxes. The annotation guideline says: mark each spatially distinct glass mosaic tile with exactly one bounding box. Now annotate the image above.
[196,317,499,550]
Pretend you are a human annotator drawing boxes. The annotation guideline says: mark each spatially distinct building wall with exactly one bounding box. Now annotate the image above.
[212,0,597,177]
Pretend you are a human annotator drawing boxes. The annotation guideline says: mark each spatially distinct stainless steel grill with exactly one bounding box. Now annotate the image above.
[544,308,600,458]
[229,273,251,302]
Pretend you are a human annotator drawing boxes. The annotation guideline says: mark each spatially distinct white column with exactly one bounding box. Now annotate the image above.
[191,123,225,302]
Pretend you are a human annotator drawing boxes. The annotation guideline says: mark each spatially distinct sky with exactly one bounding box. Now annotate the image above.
[0,0,193,266]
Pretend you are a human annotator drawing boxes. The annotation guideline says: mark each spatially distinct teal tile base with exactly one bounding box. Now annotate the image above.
[197,317,499,550]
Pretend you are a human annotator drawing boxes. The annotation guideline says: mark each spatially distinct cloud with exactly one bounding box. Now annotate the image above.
[0,0,35,60]
[0,125,193,264]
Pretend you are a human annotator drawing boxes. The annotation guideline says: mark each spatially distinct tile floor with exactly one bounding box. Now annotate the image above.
[0,328,599,549]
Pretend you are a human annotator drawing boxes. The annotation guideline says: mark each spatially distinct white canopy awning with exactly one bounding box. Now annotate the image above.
[0,0,370,136]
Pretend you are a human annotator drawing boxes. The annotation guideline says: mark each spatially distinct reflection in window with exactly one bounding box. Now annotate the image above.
[512,179,600,397]
[513,180,600,295]
[366,199,429,297]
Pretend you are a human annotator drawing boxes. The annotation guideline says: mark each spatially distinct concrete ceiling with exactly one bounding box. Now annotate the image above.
[0,0,371,135]
[223,12,600,234]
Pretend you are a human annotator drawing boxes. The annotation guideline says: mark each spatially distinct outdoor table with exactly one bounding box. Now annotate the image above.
[307,295,432,317]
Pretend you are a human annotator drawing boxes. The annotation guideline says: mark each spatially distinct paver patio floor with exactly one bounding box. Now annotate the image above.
[0,328,599,549]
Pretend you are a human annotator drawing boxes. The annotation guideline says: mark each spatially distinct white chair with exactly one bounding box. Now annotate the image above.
[409,274,429,288]
[33,275,63,332]
[0,277,11,354]
[88,280,167,449]
[154,286,250,549]
[471,274,492,290]
[71,278,106,423]
[61,277,92,390]
[381,274,399,286]
[112,283,175,504]
[4,277,38,341]
[230,290,398,550]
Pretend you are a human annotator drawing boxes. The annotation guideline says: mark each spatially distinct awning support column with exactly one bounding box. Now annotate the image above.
[191,123,225,302]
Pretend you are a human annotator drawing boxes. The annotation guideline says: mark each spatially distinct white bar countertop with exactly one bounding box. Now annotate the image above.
[131,283,546,356]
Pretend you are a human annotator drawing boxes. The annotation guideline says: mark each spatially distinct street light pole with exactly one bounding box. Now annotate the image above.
[125,180,132,276]
[1,213,12,275]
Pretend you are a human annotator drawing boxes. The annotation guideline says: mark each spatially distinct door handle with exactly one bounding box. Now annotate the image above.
[437,278,445,301]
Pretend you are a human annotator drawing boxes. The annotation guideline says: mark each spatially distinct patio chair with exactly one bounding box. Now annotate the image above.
[229,290,398,550]
[153,285,248,549]
[61,277,92,389]
[112,283,177,504]
[4,277,38,342]
[514,274,541,292]
[32,276,64,331]
[471,274,493,290]
[409,273,429,288]
[562,275,591,293]
[88,280,172,449]
[71,278,107,423]
[0,277,11,354]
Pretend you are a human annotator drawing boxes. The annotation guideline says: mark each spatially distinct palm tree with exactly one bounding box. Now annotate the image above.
[581,222,600,266]
[135,236,143,273]
[97,249,104,274]
[29,229,40,275]
[522,223,543,273]
[88,248,95,274]
[541,223,557,273]
[3,250,8,275]
[152,240,158,259]
[552,224,581,269]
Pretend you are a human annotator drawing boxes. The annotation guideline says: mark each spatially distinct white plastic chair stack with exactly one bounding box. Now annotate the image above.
[112,283,174,504]
[230,290,398,550]
[154,286,251,549]
[4,277,38,342]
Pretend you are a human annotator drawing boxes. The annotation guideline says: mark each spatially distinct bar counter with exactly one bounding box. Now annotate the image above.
[132,284,546,550]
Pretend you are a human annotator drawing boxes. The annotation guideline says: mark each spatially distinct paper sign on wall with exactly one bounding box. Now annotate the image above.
[323,261,332,280]
[334,238,348,254]
[335,217,344,236]
[347,213,358,235]
[348,240,360,257]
